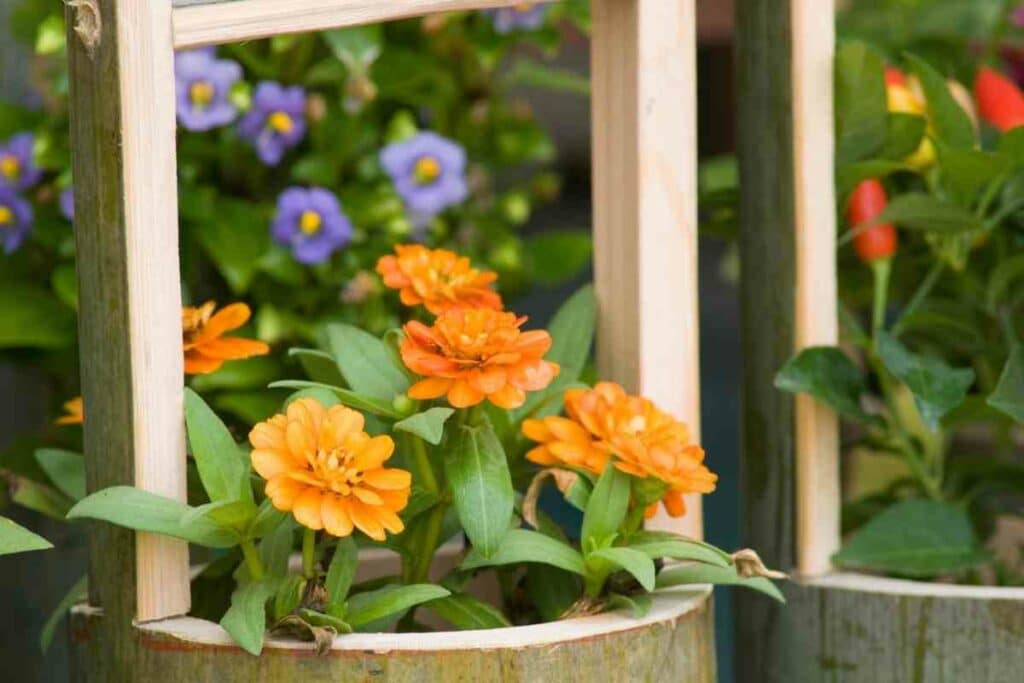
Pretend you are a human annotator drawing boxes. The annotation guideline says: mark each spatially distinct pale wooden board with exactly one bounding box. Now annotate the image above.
[791,0,839,577]
[591,0,702,539]
[173,0,527,48]
[67,0,190,623]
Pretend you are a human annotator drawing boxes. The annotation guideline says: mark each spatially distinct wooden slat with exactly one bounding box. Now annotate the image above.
[591,0,702,539]
[792,0,839,578]
[173,0,525,49]
[67,0,190,624]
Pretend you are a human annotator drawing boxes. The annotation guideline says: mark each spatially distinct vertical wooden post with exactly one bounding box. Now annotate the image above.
[735,0,837,679]
[591,0,701,539]
[67,0,190,630]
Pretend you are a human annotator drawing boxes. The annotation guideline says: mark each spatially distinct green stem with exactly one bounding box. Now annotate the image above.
[240,539,265,581]
[870,258,892,338]
[302,528,317,579]
[891,261,943,335]
[415,503,448,584]
[411,436,439,495]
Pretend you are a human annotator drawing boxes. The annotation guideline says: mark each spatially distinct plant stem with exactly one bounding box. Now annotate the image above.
[411,436,439,495]
[870,258,892,338]
[410,502,448,585]
[891,261,943,335]
[240,539,265,581]
[302,528,317,579]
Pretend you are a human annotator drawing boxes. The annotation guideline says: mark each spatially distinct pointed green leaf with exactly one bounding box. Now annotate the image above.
[0,516,52,556]
[875,193,982,233]
[325,537,358,616]
[185,388,252,503]
[248,498,289,539]
[269,380,401,418]
[40,575,87,652]
[34,448,86,501]
[181,499,259,535]
[289,347,345,385]
[835,41,888,164]
[258,517,295,577]
[775,347,876,423]
[345,584,450,630]
[905,53,975,149]
[221,579,278,655]
[988,347,1024,424]
[394,408,455,446]
[606,592,652,618]
[877,331,975,429]
[588,547,656,591]
[462,528,586,575]
[326,323,409,401]
[422,593,512,630]
[581,462,630,548]
[656,563,785,603]
[625,530,732,567]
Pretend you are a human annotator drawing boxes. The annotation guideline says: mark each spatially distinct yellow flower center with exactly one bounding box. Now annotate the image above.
[0,155,20,180]
[189,80,215,107]
[299,210,322,235]
[515,2,535,11]
[0,205,12,226]
[268,111,294,134]
[413,156,442,185]
[627,415,648,434]
[312,446,364,495]
[181,302,215,342]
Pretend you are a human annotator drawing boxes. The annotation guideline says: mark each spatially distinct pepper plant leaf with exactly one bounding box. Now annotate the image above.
[775,346,877,423]
[988,346,1024,424]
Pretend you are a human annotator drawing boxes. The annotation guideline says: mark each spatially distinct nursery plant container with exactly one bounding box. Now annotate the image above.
[63,0,725,681]
[735,1,1024,681]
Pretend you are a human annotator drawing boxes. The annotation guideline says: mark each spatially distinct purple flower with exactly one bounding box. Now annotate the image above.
[60,187,75,222]
[271,187,352,264]
[0,187,33,253]
[237,82,307,166]
[175,48,243,132]
[1013,5,1024,28]
[487,3,549,34]
[0,133,42,192]
[379,132,469,225]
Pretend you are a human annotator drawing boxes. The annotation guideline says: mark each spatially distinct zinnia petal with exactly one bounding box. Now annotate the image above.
[322,495,355,537]
[292,487,324,530]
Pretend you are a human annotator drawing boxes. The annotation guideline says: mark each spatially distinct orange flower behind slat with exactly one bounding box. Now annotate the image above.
[523,382,717,518]
[376,244,503,314]
[56,396,84,425]
[249,398,411,541]
[182,301,270,375]
[400,308,559,409]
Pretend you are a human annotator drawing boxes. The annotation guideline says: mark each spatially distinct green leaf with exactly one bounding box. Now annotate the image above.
[422,593,512,630]
[988,347,1024,424]
[0,285,75,349]
[876,331,975,429]
[188,356,283,392]
[1000,126,1024,164]
[775,346,876,423]
[904,53,975,149]
[462,528,586,576]
[289,347,345,386]
[257,517,294,577]
[656,563,785,603]
[525,564,581,621]
[297,608,353,634]
[322,25,381,67]
[445,416,514,558]
[505,60,590,95]
[326,323,410,402]
[0,516,52,556]
[985,252,1024,311]
[51,264,78,310]
[221,579,278,655]
[181,499,258,535]
[40,575,87,652]
[606,592,652,618]
[879,112,927,161]
[522,230,593,285]
[564,475,593,512]
[876,193,983,233]
[33,449,86,501]
[8,477,72,519]
[515,285,596,420]
[194,198,270,294]
[67,486,239,548]
[325,537,358,616]
[835,41,888,164]
[272,575,305,620]
[587,547,656,591]
[581,463,630,548]
[394,408,454,446]
[837,159,910,198]
[345,584,450,630]
[833,499,990,578]
[937,146,1011,202]
[625,530,732,567]
[185,388,252,503]
[269,381,401,418]
[248,498,289,540]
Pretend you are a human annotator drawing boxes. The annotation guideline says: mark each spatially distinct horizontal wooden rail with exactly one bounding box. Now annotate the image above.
[173,0,526,48]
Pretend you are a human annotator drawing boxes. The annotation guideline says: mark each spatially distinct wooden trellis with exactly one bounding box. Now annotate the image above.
[65,0,837,678]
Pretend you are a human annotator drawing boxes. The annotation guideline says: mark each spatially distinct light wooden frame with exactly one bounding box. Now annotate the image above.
[65,0,738,628]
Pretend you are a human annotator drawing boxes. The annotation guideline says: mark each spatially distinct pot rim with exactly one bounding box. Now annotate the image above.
[804,571,1024,600]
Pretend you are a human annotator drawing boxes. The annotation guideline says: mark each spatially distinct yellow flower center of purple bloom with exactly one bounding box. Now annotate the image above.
[515,2,535,11]
[0,205,12,226]
[268,111,294,135]
[413,156,442,185]
[0,155,20,180]
[189,80,215,108]
[299,210,322,235]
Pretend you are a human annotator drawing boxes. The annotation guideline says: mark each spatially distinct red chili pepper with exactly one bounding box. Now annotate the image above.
[973,66,1024,132]
[846,180,898,263]
[885,66,907,87]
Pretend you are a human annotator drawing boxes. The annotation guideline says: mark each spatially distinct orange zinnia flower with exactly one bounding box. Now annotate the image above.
[182,301,270,375]
[523,382,717,518]
[401,308,559,409]
[249,398,411,540]
[376,244,503,314]
[56,397,84,425]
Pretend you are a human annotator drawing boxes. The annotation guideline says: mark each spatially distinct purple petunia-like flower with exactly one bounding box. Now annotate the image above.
[379,132,469,226]
[487,3,549,34]
[0,187,33,254]
[175,47,243,132]
[0,132,42,192]
[238,82,307,166]
[60,187,75,222]
[271,187,352,265]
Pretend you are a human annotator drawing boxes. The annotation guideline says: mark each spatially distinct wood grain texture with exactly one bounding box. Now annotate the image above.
[67,0,189,630]
[774,575,1024,682]
[70,590,716,682]
[792,0,839,577]
[734,0,797,679]
[591,0,703,540]
[172,0,526,48]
